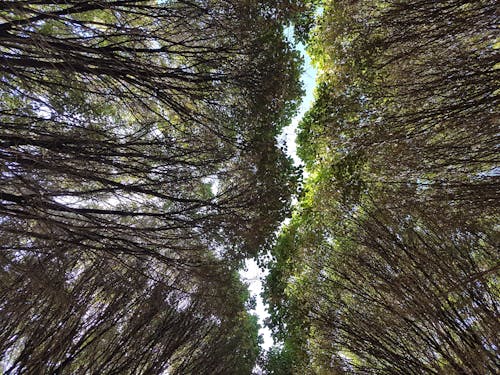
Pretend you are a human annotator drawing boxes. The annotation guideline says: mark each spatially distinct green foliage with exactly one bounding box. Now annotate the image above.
[263,0,499,373]
[261,345,295,375]
[0,1,310,373]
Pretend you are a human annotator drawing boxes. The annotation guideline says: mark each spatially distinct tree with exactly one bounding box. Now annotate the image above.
[264,0,499,373]
[0,0,305,372]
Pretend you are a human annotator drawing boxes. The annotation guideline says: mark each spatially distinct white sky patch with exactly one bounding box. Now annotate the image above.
[240,259,273,349]
[203,175,220,195]
[240,32,318,351]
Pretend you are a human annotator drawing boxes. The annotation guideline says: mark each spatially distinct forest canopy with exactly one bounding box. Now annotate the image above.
[0,0,498,374]
[0,1,305,373]
[263,0,499,374]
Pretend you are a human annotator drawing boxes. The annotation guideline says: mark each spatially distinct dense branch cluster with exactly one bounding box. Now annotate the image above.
[264,0,499,373]
[0,1,304,373]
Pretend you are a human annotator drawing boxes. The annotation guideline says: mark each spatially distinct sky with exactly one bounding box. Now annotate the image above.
[240,37,317,351]
[279,42,318,168]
